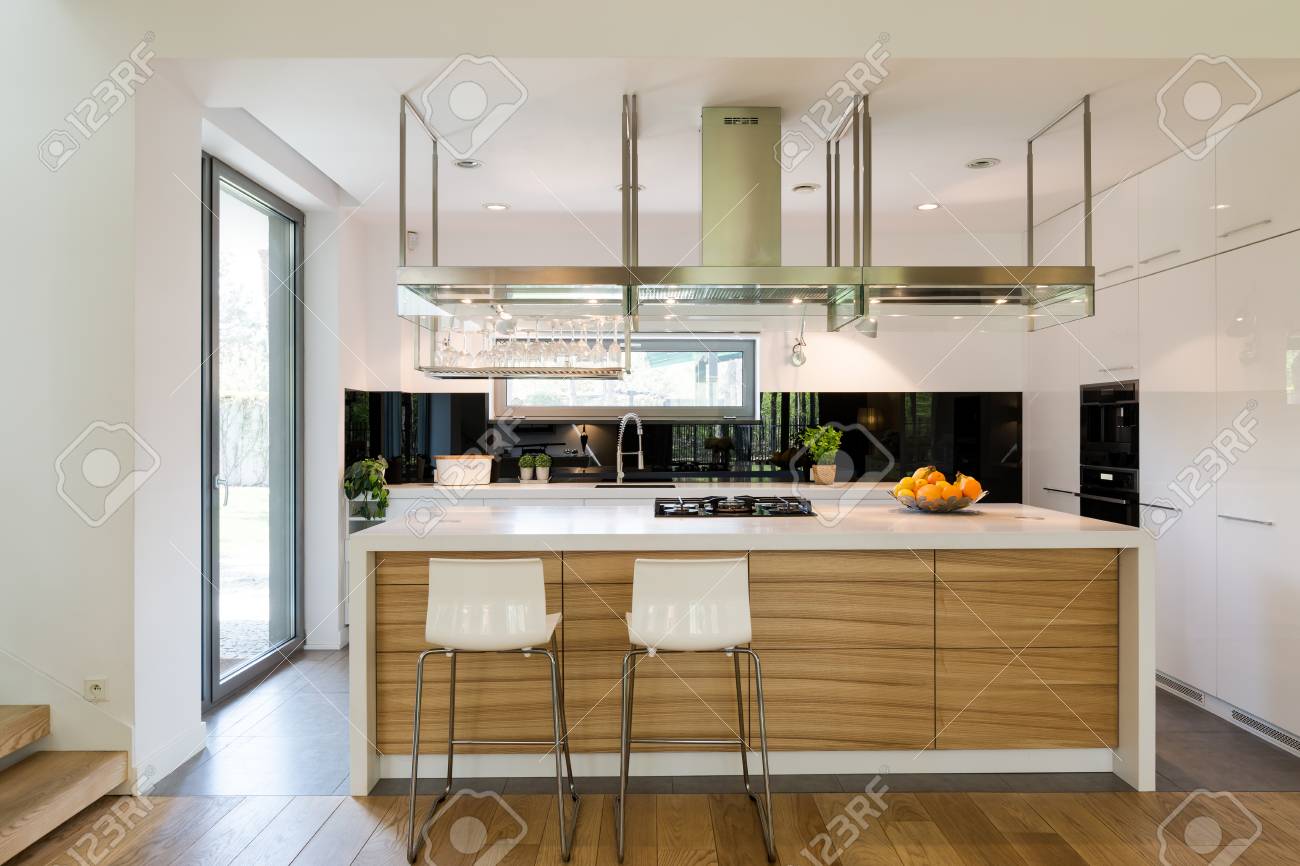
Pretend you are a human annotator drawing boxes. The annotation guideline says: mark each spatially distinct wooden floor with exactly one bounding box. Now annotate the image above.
[10,789,1300,865]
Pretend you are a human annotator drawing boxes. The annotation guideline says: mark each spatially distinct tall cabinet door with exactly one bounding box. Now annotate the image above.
[1024,321,1080,512]
[1139,261,1217,693]
[1214,93,1300,253]
[1215,231,1300,733]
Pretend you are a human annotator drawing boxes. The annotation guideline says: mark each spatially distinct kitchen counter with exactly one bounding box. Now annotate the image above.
[348,503,1154,794]
[386,479,896,501]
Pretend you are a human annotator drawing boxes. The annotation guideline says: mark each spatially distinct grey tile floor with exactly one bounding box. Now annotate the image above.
[154,654,1300,796]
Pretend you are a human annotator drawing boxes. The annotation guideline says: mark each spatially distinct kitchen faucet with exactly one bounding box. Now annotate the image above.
[615,412,644,484]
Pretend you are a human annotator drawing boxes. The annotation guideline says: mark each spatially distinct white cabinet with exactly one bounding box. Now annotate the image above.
[1214,231,1300,733]
[1138,260,1218,693]
[1214,92,1300,253]
[1024,321,1080,511]
[1074,282,1139,385]
[1138,151,1215,275]
[1032,203,1085,266]
[1092,177,1140,288]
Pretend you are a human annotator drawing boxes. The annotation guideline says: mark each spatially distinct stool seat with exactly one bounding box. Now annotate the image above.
[626,557,752,651]
[425,557,560,651]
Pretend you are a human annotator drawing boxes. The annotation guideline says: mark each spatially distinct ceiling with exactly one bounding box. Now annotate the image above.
[176,56,1300,233]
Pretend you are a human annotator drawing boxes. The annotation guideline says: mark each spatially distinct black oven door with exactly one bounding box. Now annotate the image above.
[1079,466,1138,526]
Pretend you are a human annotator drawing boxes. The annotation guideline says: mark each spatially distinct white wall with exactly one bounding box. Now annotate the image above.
[131,65,207,781]
[0,3,137,763]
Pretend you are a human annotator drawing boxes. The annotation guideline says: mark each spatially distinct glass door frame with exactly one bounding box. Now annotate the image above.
[201,155,306,708]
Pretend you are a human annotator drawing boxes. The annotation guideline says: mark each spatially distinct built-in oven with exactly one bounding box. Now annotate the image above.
[1080,380,1139,526]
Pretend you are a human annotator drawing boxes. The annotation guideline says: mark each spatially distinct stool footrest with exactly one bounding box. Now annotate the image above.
[449,738,565,747]
[629,737,745,746]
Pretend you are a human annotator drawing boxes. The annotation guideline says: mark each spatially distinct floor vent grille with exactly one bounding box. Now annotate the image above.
[1157,673,1205,702]
[1231,711,1300,752]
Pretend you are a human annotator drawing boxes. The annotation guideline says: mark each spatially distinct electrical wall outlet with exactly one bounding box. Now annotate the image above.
[83,678,108,702]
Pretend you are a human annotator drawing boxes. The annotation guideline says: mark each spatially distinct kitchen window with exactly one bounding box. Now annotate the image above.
[491,336,758,421]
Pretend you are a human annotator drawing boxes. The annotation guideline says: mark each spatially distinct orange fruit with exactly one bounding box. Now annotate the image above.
[895,488,916,504]
[926,470,947,486]
[917,483,945,503]
[896,477,917,492]
[941,483,962,501]
[958,474,982,499]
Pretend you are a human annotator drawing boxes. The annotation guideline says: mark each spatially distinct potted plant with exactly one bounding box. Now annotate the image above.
[801,425,842,485]
[518,453,536,481]
[343,456,389,518]
[534,452,552,481]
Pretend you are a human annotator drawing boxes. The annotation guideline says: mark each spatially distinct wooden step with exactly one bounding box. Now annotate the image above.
[0,751,128,864]
[0,707,51,761]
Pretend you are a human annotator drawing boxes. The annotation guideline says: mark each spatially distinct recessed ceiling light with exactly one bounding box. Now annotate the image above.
[791,183,822,194]
[1035,285,1050,289]
[791,298,803,305]
[586,299,599,305]
[916,202,940,211]
[1070,298,1084,303]
[460,298,472,304]
[953,316,963,320]
[482,202,510,211]
[995,298,1009,305]
[895,285,908,289]
[1212,203,1232,210]
[1235,316,1245,322]
[455,158,483,169]
[965,157,1001,170]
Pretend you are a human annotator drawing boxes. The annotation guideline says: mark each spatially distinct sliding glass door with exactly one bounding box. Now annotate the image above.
[202,157,304,705]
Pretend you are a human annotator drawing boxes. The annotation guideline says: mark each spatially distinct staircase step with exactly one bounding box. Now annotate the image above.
[0,707,51,762]
[0,751,128,864]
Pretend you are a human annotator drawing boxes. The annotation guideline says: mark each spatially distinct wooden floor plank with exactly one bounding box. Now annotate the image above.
[656,794,715,851]
[8,797,127,866]
[292,797,397,866]
[965,794,1089,866]
[98,797,243,866]
[706,795,768,866]
[883,819,967,866]
[772,793,831,866]
[1136,792,1297,866]
[169,795,292,866]
[1024,794,1150,866]
[421,790,501,866]
[350,795,433,866]
[229,796,341,866]
[811,793,903,866]
[917,793,1031,866]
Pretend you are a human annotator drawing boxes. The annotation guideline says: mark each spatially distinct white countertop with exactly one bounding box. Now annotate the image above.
[388,480,894,501]
[350,502,1147,553]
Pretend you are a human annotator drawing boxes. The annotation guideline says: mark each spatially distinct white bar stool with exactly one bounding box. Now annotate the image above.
[406,557,580,863]
[615,557,775,862]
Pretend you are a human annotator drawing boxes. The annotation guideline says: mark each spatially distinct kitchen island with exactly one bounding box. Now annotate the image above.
[347,502,1154,794]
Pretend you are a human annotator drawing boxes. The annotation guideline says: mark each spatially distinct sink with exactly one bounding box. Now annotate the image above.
[594,483,676,488]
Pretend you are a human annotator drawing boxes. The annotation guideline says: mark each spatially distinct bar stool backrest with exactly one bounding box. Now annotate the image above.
[426,557,550,651]
[630,557,752,651]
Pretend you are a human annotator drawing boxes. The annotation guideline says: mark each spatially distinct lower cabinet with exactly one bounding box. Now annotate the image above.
[936,648,1118,749]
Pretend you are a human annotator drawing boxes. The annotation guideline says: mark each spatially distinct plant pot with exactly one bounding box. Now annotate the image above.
[536,467,550,481]
[811,464,838,486]
[519,467,535,481]
[350,494,386,519]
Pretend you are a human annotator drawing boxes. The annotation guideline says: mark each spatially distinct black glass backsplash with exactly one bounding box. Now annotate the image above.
[344,390,1022,502]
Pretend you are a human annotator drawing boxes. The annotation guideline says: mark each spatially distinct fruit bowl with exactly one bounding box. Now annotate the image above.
[889,489,989,513]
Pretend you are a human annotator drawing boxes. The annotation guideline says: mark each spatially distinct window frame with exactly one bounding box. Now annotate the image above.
[490,335,759,422]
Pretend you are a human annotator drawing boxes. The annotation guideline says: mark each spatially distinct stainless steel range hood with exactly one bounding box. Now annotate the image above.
[396,92,1095,340]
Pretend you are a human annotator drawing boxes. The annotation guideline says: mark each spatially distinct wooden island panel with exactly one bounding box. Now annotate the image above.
[935,579,1118,648]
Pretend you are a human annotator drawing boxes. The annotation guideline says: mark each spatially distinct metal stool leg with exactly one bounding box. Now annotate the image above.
[732,650,751,792]
[615,649,640,863]
[743,649,776,862]
[543,641,580,861]
[407,650,457,863]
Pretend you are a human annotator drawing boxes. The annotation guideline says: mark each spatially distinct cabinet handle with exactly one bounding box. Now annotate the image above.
[1098,364,1136,373]
[1097,264,1134,278]
[1043,487,1078,496]
[1140,501,1180,512]
[1079,492,1130,505]
[1139,248,1181,265]
[1218,514,1274,526]
[1218,218,1273,239]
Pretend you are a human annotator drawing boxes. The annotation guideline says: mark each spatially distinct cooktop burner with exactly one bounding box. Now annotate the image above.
[653,495,816,518]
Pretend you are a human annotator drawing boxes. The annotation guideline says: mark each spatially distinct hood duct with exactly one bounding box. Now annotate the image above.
[396,91,1096,377]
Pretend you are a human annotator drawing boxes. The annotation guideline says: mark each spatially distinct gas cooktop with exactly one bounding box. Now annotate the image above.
[653,495,816,518]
